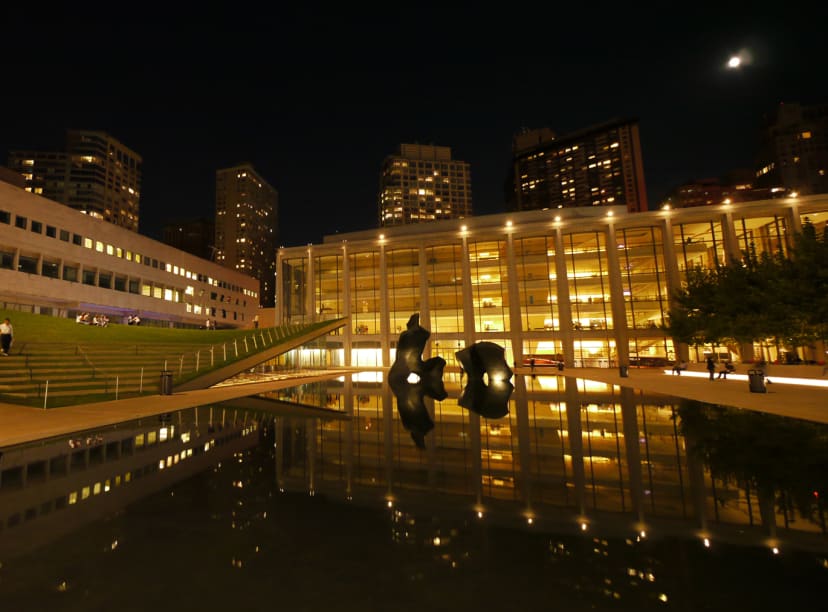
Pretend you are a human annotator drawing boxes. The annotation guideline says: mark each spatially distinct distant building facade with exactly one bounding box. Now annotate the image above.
[162,217,215,261]
[379,144,472,226]
[659,170,755,209]
[0,181,258,328]
[7,130,142,232]
[754,102,828,196]
[214,164,278,308]
[509,118,648,213]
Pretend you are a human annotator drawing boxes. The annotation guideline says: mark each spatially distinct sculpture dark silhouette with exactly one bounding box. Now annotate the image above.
[455,341,514,419]
[388,314,447,448]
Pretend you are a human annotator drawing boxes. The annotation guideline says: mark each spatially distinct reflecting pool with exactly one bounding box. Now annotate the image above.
[1,375,826,611]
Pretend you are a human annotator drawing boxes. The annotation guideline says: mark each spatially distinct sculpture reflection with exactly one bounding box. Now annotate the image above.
[387,314,447,448]
[456,341,514,418]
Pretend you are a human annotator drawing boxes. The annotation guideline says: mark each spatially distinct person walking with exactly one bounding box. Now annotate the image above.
[706,356,715,380]
[0,317,13,356]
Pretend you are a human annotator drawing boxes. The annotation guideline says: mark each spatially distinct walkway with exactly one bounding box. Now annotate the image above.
[569,366,828,425]
[0,369,356,448]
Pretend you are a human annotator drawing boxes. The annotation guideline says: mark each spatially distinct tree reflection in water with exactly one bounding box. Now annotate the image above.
[678,399,828,532]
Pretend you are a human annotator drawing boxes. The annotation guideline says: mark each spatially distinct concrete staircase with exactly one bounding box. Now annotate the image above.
[0,321,345,408]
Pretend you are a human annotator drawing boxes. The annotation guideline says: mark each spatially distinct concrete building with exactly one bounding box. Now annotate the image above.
[0,180,258,328]
[379,144,472,227]
[509,118,648,213]
[277,194,828,371]
[215,164,278,308]
[8,130,142,232]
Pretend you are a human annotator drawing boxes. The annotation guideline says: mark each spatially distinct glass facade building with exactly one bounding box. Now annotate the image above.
[277,195,828,371]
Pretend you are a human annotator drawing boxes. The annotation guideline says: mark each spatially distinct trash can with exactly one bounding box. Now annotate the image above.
[748,369,766,393]
[159,370,173,395]
[619,365,629,378]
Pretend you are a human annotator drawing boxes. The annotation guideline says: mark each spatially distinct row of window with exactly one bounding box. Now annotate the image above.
[0,207,256,299]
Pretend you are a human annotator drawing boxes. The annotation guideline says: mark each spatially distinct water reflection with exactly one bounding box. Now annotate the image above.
[1,375,827,610]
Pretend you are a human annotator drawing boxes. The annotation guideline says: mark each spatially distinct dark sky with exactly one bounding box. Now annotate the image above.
[2,8,826,248]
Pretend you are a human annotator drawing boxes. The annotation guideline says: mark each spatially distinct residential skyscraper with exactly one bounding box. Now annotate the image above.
[379,144,472,226]
[7,130,142,231]
[214,163,278,307]
[754,102,828,196]
[509,118,648,213]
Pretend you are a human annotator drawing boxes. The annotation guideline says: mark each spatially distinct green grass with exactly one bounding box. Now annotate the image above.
[0,311,342,408]
[1,310,255,347]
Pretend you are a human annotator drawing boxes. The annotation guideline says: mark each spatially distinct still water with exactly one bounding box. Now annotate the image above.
[0,375,826,611]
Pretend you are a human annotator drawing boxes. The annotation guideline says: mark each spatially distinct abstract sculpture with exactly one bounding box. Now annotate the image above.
[387,314,447,448]
[455,341,514,419]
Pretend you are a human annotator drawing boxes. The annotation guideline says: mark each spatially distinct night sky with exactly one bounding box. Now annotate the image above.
[2,8,826,248]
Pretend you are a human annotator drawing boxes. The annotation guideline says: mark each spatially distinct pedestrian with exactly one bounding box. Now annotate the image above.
[672,359,688,375]
[706,356,715,380]
[254,314,259,329]
[0,317,13,356]
[716,360,731,379]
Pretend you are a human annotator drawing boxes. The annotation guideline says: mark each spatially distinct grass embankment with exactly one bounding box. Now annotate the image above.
[1,310,250,347]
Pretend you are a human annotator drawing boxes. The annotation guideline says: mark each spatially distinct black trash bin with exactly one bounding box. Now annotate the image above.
[619,365,629,378]
[160,370,173,395]
[748,369,766,393]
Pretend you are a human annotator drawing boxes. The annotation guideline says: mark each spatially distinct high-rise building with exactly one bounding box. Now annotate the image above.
[7,130,142,231]
[161,217,216,261]
[509,118,648,213]
[379,144,472,226]
[754,102,828,196]
[214,163,278,307]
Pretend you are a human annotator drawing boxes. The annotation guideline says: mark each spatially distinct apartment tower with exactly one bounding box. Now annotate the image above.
[379,144,472,226]
[214,163,278,307]
[509,118,648,213]
[8,130,142,231]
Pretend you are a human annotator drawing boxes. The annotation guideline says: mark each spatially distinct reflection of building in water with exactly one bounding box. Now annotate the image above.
[268,375,828,554]
[0,405,260,559]
[277,194,828,370]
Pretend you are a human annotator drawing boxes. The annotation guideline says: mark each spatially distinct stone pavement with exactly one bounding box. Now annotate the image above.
[569,366,828,425]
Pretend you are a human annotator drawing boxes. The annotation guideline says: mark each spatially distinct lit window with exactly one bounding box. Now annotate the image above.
[84,238,93,249]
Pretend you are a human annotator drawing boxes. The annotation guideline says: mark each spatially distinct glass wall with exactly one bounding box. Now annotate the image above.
[469,240,508,333]
[562,231,613,366]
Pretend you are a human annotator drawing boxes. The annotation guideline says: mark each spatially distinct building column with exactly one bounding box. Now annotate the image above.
[275,249,284,326]
[378,240,389,367]
[553,227,575,367]
[305,246,315,322]
[342,242,352,368]
[660,215,688,361]
[721,211,741,263]
[605,222,631,369]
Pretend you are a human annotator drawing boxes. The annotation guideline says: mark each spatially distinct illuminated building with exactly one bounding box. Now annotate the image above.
[277,193,828,370]
[215,164,278,308]
[0,180,258,327]
[379,144,472,227]
[509,118,648,213]
[7,130,142,231]
[754,102,828,196]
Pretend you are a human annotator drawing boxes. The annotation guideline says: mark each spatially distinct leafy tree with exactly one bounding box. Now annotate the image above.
[664,219,828,357]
